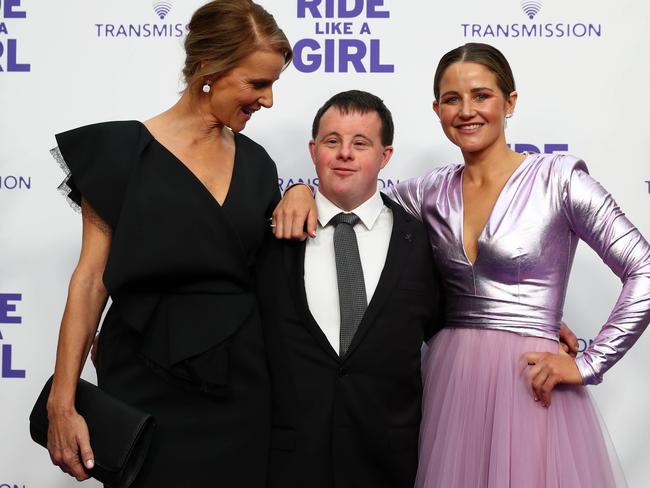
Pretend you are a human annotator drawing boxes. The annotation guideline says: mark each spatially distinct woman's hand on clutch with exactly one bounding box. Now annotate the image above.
[46,407,94,481]
[522,348,584,407]
[272,183,318,240]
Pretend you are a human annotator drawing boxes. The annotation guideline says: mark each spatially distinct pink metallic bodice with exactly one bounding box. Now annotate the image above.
[388,153,650,385]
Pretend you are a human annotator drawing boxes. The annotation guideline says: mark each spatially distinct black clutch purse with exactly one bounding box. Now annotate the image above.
[29,375,155,488]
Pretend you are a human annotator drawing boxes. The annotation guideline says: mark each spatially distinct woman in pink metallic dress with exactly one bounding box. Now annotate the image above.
[386,43,650,487]
[275,42,650,487]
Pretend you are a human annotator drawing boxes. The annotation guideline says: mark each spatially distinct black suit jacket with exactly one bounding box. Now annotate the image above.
[257,195,442,488]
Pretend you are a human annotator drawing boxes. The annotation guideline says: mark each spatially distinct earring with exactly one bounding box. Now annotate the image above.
[202,82,211,94]
[505,113,513,119]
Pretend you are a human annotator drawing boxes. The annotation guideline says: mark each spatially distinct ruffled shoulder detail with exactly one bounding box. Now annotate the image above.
[51,145,81,213]
[51,121,146,229]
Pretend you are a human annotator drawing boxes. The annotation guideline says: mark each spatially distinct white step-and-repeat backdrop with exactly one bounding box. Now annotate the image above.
[1,1,648,486]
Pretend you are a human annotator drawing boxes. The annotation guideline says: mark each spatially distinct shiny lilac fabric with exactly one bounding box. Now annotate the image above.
[388,153,650,385]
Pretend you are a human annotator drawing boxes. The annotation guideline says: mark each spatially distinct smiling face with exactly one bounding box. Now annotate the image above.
[207,49,286,132]
[433,61,517,157]
[310,107,393,211]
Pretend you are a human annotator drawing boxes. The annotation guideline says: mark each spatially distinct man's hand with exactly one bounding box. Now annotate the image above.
[272,184,318,240]
[558,321,579,358]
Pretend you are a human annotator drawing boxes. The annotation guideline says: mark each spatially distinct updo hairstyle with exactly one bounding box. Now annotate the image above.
[433,43,515,100]
[183,0,293,90]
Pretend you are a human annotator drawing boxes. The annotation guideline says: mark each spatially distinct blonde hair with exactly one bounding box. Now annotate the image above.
[183,0,293,89]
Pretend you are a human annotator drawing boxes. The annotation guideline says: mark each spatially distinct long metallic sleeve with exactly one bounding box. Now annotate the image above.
[563,162,650,385]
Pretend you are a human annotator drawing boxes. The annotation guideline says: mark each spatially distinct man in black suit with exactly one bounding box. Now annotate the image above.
[257,90,443,488]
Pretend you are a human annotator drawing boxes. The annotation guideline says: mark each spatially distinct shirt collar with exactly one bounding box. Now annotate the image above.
[316,189,385,231]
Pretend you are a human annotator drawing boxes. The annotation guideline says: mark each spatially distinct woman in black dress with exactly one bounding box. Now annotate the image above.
[45,1,292,486]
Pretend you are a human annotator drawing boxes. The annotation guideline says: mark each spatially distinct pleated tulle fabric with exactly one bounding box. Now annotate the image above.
[416,328,627,488]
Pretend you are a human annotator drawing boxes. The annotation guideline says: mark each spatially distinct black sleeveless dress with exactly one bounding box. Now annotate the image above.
[53,120,280,487]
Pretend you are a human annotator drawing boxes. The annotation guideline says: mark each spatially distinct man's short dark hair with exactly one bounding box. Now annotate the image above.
[311,90,394,146]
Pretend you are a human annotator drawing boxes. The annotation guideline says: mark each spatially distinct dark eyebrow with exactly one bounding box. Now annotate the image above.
[440,87,496,98]
[352,134,373,144]
[319,132,373,144]
[249,74,281,85]
[249,77,273,84]
[320,131,342,141]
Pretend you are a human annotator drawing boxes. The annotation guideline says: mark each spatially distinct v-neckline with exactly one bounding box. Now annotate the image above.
[459,153,531,266]
[139,121,238,208]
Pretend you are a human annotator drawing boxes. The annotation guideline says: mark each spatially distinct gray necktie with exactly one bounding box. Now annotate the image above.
[331,212,367,356]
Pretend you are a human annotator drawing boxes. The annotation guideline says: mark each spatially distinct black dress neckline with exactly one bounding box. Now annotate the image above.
[137,120,240,209]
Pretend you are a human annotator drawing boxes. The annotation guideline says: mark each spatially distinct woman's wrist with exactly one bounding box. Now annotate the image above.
[574,354,599,385]
[46,398,77,417]
[47,381,78,416]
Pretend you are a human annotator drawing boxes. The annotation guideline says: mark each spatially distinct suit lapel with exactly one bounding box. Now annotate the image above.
[343,195,414,359]
[283,241,341,362]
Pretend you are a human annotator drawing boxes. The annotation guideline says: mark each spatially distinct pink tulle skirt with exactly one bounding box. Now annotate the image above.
[416,327,627,488]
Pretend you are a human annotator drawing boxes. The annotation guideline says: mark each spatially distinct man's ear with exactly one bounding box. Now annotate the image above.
[308,140,317,166]
[379,145,394,170]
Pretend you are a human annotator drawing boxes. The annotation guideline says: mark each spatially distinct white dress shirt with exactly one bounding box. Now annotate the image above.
[304,189,393,355]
